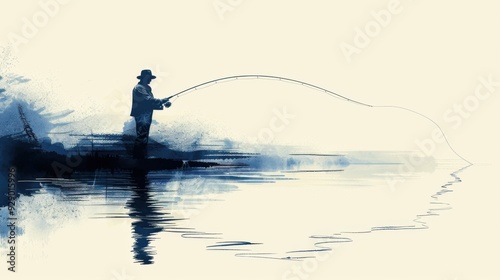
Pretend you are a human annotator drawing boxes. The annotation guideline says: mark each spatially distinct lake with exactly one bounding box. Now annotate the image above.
[0,152,468,279]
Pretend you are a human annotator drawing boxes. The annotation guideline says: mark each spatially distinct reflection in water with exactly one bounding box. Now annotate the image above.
[9,154,468,266]
[123,169,247,264]
[127,169,172,264]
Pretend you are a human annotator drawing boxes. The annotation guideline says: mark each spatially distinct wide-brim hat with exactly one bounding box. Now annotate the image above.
[137,69,156,79]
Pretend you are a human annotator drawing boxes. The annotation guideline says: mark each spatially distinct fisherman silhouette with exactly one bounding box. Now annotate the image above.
[130,69,172,158]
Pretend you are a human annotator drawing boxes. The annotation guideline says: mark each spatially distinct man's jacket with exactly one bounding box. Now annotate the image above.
[130,83,163,117]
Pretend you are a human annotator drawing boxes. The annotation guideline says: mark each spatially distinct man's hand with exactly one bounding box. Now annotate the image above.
[161,97,172,108]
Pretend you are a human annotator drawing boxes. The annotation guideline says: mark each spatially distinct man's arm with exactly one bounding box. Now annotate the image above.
[134,85,172,109]
[135,85,160,103]
[134,85,165,109]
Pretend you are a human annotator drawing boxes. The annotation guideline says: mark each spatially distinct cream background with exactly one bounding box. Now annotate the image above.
[0,0,499,279]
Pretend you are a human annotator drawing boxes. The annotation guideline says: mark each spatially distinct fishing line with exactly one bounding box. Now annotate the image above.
[165,74,472,165]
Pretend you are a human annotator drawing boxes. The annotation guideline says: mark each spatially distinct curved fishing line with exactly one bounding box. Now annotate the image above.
[374,105,473,165]
[168,75,473,261]
[167,74,472,165]
[167,74,372,107]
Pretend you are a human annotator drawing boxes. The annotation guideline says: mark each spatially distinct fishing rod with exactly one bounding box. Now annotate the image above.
[163,74,372,107]
[161,74,472,165]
